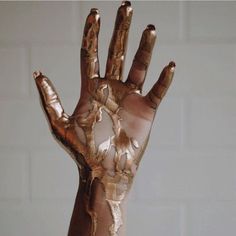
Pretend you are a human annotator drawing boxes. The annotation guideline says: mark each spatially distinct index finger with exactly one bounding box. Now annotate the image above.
[81,8,100,80]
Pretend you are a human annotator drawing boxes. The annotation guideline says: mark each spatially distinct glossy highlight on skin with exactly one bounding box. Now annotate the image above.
[34,1,175,236]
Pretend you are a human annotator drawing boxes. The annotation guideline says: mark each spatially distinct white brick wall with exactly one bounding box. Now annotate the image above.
[0,1,236,236]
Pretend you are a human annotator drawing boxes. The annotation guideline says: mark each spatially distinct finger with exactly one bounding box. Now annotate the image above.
[33,71,68,133]
[81,8,100,80]
[145,61,176,109]
[105,1,133,81]
[126,24,156,92]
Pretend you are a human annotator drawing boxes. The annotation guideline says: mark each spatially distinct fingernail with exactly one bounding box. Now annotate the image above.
[147,24,155,31]
[169,61,176,67]
[122,1,131,7]
[90,8,99,14]
[33,71,42,79]
[169,61,176,72]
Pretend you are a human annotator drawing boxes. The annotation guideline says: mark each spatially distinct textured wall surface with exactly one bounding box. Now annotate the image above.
[0,1,236,236]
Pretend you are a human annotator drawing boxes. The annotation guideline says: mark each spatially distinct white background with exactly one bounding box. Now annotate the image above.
[0,1,236,236]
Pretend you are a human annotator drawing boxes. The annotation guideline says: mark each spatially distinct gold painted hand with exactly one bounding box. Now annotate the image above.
[34,2,175,236]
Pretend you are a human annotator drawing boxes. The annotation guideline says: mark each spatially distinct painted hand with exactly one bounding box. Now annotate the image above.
[34,2,175,234]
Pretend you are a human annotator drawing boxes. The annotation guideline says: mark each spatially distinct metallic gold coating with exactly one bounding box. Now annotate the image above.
[81,9,100,80]
[127,24,156,93]
[107,200,123,236]
[105,2,133,81]
[34,2,175,236]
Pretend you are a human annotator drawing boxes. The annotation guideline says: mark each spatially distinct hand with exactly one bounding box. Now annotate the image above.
[34,0,175,208]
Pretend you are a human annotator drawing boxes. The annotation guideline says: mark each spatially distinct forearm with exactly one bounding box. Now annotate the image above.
[68,173,127,236]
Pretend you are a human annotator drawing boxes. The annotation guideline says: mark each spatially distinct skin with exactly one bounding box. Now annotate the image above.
[33,1,175,236]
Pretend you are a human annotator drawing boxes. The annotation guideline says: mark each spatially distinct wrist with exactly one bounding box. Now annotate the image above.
[68,170,128,236]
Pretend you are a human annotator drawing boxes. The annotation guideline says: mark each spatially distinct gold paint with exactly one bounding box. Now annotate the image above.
[62,74,140,234]
[81,8,100,80]
[77,80,140,234]
[34,1,175,235]
[86,198,98,236]
[105,2,133,81]
[107,200,123,236]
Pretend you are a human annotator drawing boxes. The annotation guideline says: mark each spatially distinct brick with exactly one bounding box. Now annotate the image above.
[0,2,78,42]
[31,149,78,200]
[0,150,28,200]
[0,203,72,236]
[136,151,236,200]
[131,1,181,44]
[0,99,78,148]
[187,98,236,148]
[188,2,236,41]
[31,44,80,100]
[141,43,236,97]
[0,101,54,147]
[0,47,28,98]
[148,97,183,149]
[127,202,183,236]
[187,202,236,236]
[0,99,94,148]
